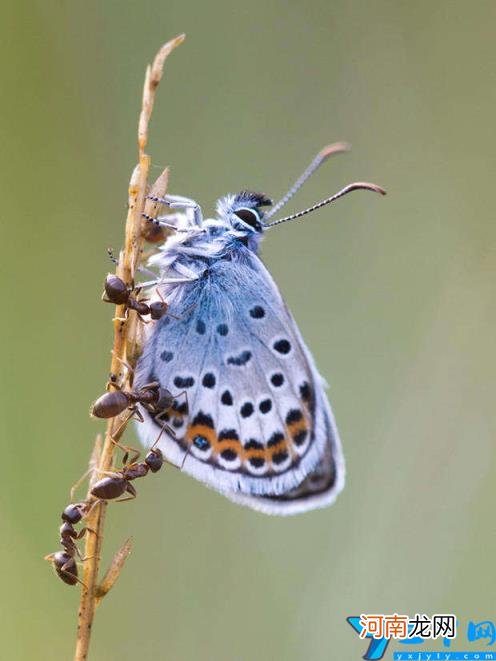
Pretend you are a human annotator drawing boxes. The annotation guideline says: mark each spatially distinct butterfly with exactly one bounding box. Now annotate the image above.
[135,143,385,515]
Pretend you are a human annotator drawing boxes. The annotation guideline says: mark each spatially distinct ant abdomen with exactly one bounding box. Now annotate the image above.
[91,390,130,418]
[52,551,79,586]
[104,274,130,305]
[91,475,130,500]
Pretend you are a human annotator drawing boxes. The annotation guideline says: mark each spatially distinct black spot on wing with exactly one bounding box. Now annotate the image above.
[249,305,265,319]
[202,372,216,388]
[244,439,263,450]
[272,451,289,465]
[227,350,252,366]
[259,399,272,414]
[271,372,284,387]
[300,382,312,401]
[172,401,188,415]
[268,431,284,447]
[174,376,195,389]
[273,339,291,355]
[192,411,214,428]
[220,449,237,461]
[240,402,254,418]
[293,429,308,446]
[286,409,303,425]
[218,428,239,442]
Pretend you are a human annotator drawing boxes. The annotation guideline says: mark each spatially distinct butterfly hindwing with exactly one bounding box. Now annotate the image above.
[135,248,344,511]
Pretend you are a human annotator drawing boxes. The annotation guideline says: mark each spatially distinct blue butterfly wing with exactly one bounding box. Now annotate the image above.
[135,248,345,514]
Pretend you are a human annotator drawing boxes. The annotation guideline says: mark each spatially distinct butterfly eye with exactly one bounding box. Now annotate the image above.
[233,207,262,231]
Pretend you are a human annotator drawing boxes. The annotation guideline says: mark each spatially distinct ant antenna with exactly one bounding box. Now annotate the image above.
[265,182,386,228]
[266,142,351,219]
[107,247,119,265]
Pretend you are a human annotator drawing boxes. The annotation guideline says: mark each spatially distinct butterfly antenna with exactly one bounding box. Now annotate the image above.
[266,182,386,228]
[265,142,351,219]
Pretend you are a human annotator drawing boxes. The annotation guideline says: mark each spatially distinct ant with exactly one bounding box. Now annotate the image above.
[90,447,164,502]
[103,273,168,321]
[103,248,168,321]
[45,502,89,586]
[91,380,187,464]
[46,447,164,585]
[91,381,179,425]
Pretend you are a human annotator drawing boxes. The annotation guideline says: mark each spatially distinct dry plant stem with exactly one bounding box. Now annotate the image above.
[74,34,185,661]
[95,537,133,605]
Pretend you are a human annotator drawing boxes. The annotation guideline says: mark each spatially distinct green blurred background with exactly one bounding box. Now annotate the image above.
[1,1,495,659]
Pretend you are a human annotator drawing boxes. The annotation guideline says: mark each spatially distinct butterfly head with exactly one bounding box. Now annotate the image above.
[216,191,273,235]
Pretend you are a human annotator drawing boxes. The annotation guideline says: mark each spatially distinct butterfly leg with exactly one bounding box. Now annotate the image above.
[147,194,203,226]
[141,210,191,233]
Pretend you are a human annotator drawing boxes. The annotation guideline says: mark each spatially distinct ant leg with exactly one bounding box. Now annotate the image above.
[111,438,141,465]
[110,406,144,440]
[70,468,94,503]
[111,351,134,377]
[60,559,88,589]
[98,470,124,479]
[150,411,176,450]
[121,446,141,465]
[150,388,189,446]
[178,389,190,416]
[153,411,177,440]
[180,442,192,470]
[109,408,142,462]
[170,389,190,423]
[106,376,122,391]
[63,571,87,589]
[84,498,102,519]
[115,482,137,503]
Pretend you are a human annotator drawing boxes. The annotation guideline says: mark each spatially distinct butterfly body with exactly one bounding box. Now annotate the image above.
[134,147,385,514]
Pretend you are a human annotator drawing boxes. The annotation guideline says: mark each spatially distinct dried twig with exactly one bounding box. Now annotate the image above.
[73,34,185,661]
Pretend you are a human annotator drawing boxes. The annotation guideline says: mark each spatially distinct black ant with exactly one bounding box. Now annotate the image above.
[104,248,168,321]
[103,273,168,321]
[45,501,89,586]
[91,381,179,424]
[46,446,164,586]
[91,447,164,502]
